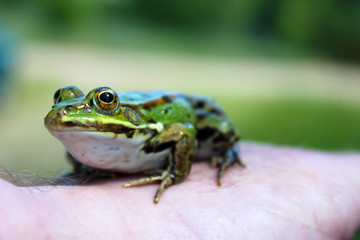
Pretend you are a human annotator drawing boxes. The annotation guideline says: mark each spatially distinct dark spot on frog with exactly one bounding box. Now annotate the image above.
[212,133,228,144]
[142,106,152,112]
[63,120,81,127]
[126,131,135,138]
[161,95,173,103]
[162,106,172,114]
[141,95,174,110]
[212,129,238,144]
[65,105,73,109]
[194,101,205,109]
[209,107,224,116]
[81,153,85,157]
[143,141,176,153]
[196,127,217,141]
[138,129,145,134]
[196,113,207,121]
[186,114,191,118]
[146,118,156,124]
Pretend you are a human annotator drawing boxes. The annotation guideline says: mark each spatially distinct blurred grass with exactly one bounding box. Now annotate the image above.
[221,97,360,151]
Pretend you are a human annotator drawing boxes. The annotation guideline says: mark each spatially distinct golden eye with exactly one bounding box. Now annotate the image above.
[94,89,118,110]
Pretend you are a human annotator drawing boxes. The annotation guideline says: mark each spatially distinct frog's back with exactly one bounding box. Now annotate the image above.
[119,90,197,125]
[118,90,174,104]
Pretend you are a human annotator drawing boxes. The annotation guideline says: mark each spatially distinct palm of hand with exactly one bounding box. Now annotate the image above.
[0,143,359,239]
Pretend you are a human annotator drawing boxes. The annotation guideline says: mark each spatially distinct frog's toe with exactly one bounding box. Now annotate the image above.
[122,171,174,204]
[216,147,245,186]
[154,174,173,204]
[122,175,164,188]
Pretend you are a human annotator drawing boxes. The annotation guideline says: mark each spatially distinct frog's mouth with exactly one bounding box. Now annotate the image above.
[45,106,140,132]
[45,118,151,140]
[45,107,163,137]
[44,114,160,142]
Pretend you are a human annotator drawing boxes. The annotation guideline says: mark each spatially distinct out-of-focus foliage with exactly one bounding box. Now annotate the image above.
[1,0,360,61]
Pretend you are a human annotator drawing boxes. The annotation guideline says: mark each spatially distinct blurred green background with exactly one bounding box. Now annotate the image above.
[0,1,359,237]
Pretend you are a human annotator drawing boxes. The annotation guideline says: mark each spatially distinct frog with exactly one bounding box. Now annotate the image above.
[44,85,245,204]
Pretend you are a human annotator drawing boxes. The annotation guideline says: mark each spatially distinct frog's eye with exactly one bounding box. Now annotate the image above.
[94,89,118,110]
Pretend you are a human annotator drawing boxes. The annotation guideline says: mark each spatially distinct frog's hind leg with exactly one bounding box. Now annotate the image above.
[191,99,245,185]
[123,123,196,204]
[212,145,245,186]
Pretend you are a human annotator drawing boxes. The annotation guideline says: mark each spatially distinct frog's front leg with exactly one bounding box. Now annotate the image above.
[123,123,195,204]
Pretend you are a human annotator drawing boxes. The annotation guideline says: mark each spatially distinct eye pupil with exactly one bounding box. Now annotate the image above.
[99,92,114,103]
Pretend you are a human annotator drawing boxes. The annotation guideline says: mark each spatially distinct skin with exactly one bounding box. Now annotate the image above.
[0,142,359,239]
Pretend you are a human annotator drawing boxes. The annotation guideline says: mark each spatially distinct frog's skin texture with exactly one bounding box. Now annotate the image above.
[45,85,244,204]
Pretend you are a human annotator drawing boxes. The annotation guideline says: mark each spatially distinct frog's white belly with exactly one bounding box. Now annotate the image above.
[50,131,169,173]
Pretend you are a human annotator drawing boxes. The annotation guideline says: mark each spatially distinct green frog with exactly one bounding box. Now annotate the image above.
[45,85,244,204]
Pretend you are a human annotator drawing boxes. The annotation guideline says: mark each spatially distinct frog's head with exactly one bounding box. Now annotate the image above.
[44,85,144,134]
[44,85,164,171]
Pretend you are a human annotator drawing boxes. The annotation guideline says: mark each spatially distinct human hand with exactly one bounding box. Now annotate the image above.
[0,143,359,239]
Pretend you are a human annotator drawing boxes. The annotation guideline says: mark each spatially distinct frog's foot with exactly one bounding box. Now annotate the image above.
[122,171,174,204]
[211,146,245,186]
[123,123,195,204]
